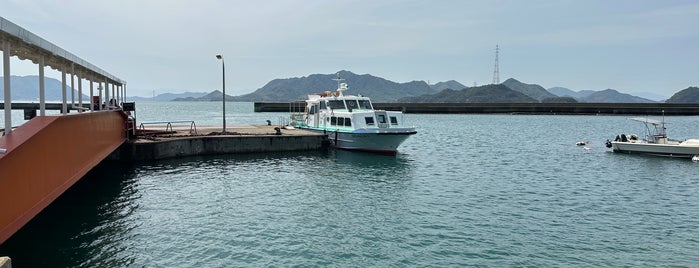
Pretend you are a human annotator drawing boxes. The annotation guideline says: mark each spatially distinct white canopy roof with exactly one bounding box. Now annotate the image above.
[629,117,666,125]
[0,16,125,85]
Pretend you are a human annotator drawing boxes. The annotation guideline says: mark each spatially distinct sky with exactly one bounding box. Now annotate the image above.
[2,0,698,99]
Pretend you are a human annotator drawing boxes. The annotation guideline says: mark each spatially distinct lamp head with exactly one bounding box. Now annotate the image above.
[216,54,222,60]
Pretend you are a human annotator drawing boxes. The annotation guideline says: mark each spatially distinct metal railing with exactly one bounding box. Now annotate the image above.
[138,121,197,134]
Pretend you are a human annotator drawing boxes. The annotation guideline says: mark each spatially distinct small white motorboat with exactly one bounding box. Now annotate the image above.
[607,117,699,158]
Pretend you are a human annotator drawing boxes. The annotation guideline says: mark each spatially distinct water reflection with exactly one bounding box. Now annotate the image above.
[0,162,140,268]
[319,149,414,179]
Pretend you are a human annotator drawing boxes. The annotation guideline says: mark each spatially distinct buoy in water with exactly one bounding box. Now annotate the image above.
[576,141,588,146]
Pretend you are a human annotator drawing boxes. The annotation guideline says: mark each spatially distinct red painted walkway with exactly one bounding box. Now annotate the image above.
[0,111,127,244]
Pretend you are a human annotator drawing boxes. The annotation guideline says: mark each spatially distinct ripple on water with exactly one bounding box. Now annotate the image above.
[2,113,699,267]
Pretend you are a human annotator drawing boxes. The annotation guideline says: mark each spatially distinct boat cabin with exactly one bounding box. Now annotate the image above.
[292,83,407,131]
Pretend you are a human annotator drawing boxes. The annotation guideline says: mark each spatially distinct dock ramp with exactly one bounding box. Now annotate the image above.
[0,111,127,244]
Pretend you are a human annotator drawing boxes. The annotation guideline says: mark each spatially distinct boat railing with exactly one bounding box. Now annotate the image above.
[138,120,197,134]
[289,114,304,126]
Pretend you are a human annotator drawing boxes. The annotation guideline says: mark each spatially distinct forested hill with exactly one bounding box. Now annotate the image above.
[666,87,699,103]
[232,70,437,102]
[502,78,557,101]
[398,84,537,103]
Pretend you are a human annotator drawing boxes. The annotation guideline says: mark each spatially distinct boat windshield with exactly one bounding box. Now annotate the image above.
[358,100,372,109]
[328,100,345,109]
[346,100,359,110]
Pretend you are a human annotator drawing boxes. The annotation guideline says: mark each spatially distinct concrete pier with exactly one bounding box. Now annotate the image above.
[110,125,327,161]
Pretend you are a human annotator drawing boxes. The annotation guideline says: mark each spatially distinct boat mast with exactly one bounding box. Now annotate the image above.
[661,110,666,137]
[333,72,346,96]
[333,73,344,90]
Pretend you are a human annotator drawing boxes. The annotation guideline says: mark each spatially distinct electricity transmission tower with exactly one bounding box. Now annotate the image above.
[492,45,500,84]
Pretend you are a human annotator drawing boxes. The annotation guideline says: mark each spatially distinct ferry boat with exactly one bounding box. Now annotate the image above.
[290,76,417,155]
[606,117,699,158]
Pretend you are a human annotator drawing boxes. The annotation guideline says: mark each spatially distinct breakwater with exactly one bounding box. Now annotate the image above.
[254,102,699,115]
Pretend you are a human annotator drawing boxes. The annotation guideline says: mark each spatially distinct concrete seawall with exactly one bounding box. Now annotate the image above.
[254,102,699,115]
[109,126,326,161]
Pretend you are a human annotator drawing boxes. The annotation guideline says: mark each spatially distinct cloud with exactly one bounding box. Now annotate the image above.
[3,0,698,96]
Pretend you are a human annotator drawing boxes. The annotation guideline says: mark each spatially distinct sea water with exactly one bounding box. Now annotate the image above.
[1,102,698,267]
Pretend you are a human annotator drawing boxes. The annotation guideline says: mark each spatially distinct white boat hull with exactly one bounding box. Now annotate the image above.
[611,141,699,158]
[308,128,416,155]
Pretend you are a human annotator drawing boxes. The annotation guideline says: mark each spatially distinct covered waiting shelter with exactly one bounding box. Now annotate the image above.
[1,16,127,134]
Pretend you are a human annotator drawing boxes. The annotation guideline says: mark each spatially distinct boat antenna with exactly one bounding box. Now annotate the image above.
[662,110,666,136]
[333,72,345,90]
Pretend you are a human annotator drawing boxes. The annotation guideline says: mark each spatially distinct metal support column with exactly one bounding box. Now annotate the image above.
[3,39,11,134]
[39,55,46,116]
[70,64,75,107]
[98,82,103,111]
[78,72,83,113]
[61,65,67,114]
[105,82,110,109]
[89,79,94,112]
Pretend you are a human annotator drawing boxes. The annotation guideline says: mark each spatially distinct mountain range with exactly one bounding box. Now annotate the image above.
[230,70,437,102]
[3,73,696,103]
[547,86,656,103]
[0,75,89,101]
[129,92,207,102]
[399,84,537,103]
[219,71,670,103]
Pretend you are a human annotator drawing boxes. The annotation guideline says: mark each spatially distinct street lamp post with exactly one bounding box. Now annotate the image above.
[216,54,226,133]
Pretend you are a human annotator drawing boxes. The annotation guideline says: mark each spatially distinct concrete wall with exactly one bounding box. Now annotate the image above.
[111,134,326,161]
[254,102,699,115]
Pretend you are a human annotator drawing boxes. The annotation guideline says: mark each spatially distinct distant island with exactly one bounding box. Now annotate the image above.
[3,72,696,103]
[665,87,699,103]
[166,71,673,103]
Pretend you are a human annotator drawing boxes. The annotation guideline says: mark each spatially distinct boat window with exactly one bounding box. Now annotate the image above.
[378,114,386,124]
[331,117,337,125]
[345,118,351,127]
[309,105,317,115]
[320,101,327,110]
[328,100,345,109]
[359,100,372,109]
[337,117,344,126]
[390,116,398,125]
[365,117,375,125]
[346,100,358,110]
